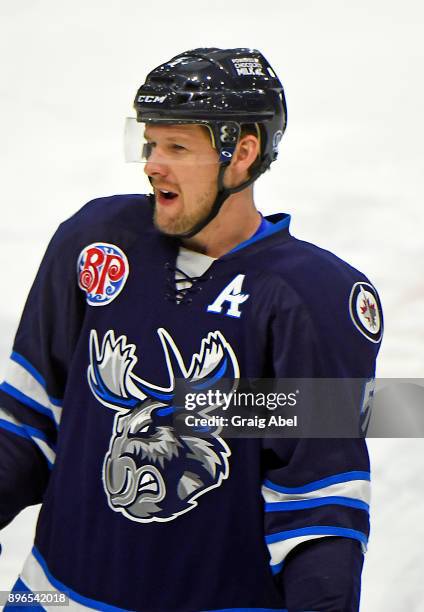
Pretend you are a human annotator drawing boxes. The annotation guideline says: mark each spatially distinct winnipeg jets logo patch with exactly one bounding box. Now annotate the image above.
[349,282,383,343]
[207,274,249,318]
[78,242,129,306]
[88,328,239,523]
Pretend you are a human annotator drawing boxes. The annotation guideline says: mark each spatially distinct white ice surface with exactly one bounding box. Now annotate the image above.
[0,1,423,610]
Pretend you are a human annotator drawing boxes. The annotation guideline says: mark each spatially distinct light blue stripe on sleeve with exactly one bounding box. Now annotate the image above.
[0,381,59,427]
[0,418,32,442]
[10,351,62,406]
[264,471,370,494]
[265,496,369,512]
[265,526,368,546]
[0,417,53,445]
[0,417,56,469]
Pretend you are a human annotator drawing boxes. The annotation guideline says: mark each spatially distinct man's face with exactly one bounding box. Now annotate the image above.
[143,124,220,236]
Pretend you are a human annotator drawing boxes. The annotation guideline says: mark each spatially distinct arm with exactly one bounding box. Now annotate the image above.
[0,413,50,530]
[0,226,84,535]
[280,536,364,611]
[262,284,382,611]
[263,437,370,612]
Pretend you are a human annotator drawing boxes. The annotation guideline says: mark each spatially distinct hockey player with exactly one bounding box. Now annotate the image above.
[0,48,382,611]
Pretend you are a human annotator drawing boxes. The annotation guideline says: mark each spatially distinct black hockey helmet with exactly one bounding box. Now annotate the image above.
[133,48,287,237]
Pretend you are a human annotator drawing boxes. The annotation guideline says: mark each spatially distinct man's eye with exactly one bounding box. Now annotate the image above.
[171,144,186,151]
[142,142,155,159]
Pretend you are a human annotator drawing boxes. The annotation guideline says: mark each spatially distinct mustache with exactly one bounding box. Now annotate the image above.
[149,177,179,193]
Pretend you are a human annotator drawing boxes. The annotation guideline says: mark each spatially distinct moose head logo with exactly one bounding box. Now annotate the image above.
[88,328,239,523]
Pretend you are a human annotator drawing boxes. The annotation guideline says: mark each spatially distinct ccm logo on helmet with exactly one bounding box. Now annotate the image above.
[137,95,167,103]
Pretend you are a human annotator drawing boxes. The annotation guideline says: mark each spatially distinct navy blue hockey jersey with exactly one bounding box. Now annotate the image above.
[0,195,382,611]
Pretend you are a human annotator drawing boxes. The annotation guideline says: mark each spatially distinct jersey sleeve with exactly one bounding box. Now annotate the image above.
[0,226,84,530]
[261,283,382,610]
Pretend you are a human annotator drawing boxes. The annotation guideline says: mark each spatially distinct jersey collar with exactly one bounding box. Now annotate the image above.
[225,212,291,255]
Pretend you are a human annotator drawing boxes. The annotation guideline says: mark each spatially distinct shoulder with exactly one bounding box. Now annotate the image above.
[268,235,379,305]
[35,194,156,287]
[53,194,153,246]
[265,236,383,362]
[41,194,155,268]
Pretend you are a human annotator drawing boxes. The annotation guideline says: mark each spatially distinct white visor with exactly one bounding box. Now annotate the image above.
[123,117,220,166]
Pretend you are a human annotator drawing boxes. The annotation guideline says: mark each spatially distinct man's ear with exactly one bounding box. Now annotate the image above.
[225,135,260,186]
[234,134,260,168]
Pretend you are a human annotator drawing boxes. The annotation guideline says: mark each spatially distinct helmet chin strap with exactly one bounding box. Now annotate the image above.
[150,159,269,240]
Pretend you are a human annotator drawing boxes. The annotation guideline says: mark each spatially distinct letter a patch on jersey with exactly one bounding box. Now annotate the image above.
[207,274,249,318]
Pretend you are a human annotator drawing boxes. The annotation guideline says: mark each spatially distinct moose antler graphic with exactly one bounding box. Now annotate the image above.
[88,328,239,522]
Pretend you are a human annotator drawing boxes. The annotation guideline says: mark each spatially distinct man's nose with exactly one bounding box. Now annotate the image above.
[143,150,169,178]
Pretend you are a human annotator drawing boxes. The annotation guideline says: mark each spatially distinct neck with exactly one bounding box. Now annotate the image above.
[181,188,261,258]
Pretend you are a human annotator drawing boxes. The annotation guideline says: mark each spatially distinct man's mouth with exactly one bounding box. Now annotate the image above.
[155,188,179,206]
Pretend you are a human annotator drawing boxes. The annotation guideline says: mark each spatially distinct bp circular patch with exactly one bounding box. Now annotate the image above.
[349,282,383,343]
[78,242,129,306]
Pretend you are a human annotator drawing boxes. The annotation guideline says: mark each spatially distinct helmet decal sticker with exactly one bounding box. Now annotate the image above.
[137,95,167,103]
[231,56,265,76]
